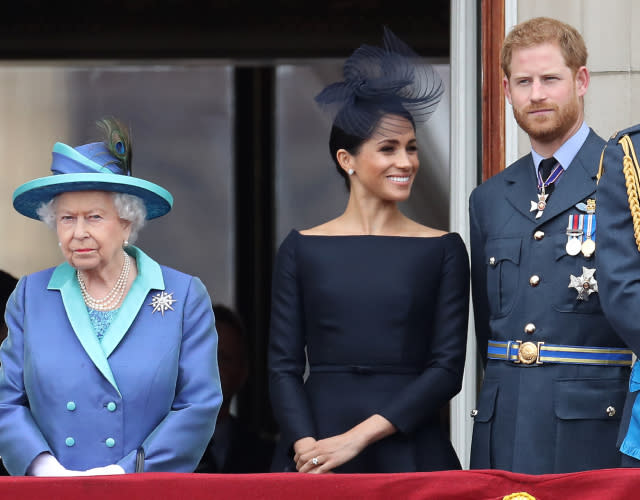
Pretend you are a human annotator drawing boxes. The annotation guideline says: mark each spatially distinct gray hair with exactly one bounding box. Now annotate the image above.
[36,192,147,244]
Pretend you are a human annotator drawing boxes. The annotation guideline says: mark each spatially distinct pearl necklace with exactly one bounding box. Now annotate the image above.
[77,249,131,311]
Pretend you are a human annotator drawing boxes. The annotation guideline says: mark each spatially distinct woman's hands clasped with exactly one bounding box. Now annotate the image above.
[294,433,364,473]
[292,414,396,474]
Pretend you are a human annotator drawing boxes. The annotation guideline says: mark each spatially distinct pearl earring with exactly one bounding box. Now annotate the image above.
[348,168,354,176]
[58,242,62,247]
[123,240,129,248]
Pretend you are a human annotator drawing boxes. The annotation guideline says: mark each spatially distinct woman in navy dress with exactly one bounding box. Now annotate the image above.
[268,28,470,474]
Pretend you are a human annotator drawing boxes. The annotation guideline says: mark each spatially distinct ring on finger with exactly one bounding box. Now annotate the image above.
[311,457,320,466]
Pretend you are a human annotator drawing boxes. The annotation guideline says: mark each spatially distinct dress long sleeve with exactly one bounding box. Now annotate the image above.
[469,190,490,366]
[268,232,317,450]
[379,234,469,433]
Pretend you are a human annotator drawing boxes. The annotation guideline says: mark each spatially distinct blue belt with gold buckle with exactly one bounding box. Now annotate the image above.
[487,340,633,366]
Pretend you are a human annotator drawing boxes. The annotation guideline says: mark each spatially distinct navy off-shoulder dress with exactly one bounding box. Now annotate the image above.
[268,230,470,472]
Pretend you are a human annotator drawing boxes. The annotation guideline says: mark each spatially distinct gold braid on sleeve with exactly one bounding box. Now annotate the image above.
[618,134,640,252]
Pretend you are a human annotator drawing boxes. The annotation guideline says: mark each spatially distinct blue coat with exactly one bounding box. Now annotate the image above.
[596,124,640,462]
[0,246,222,475]
[469,130,628,474]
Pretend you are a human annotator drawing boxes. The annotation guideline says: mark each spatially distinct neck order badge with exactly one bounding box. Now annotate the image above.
[530,157,563,219]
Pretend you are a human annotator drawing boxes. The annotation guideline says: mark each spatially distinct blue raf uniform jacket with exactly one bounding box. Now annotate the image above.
[0,246,222,475]
[469,129,628,474]
[596,124,640,462]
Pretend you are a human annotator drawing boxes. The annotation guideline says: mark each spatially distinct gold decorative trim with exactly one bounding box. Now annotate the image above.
[503,493,536,500]
[539,356,631,366]
[618,134,640,251]
[541,346,631,354]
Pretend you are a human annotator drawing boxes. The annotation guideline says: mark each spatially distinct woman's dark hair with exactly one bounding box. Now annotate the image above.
[329,125,366,190]
[329,102,415,190]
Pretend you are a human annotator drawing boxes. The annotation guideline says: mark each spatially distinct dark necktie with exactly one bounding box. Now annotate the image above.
[539,157,558,195]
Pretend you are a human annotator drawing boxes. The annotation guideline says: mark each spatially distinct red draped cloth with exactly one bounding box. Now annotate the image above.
[0,469,638,499]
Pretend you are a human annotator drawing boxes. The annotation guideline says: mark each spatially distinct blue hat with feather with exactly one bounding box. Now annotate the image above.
[13,118,173,221]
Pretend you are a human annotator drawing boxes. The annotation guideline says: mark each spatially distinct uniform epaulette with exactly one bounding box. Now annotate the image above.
[608,123,640,143]
[602,123,640,251]
[597,126,640,182]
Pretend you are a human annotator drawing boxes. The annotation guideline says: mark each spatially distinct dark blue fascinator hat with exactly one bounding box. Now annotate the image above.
[315,27,444,138]
[13,118,173,221]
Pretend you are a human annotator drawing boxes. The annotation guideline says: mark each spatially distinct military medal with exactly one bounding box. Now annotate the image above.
[530,191,549,219]
[568,267,598,301]
[581,213,596,258]
[581,239,595,258]
[565,214,583,256]
[566,237,582,256]
[532,160,564,219]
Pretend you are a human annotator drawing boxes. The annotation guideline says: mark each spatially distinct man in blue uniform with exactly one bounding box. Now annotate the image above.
[597,126,640,467]
[469,17,630,474]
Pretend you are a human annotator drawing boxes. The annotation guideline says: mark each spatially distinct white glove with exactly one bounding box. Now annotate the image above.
[27,452,83,477]
[83,464,125,476]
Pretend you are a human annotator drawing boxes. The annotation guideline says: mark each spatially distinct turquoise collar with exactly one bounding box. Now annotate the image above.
[48,246,164,395]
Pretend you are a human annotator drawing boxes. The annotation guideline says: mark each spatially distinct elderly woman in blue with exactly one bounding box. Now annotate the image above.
[0,118,222,476]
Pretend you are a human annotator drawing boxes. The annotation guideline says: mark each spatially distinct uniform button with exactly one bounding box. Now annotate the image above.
[534,230,545,240]
[489,257,497,266]
[107,402,117,412]
[529,275,540,287]
[105,438,115,448]
[607,406,616,417]
[65,437,75,447]
[470,409,478,418]
[524,323,536,334]
[66,401,76,411]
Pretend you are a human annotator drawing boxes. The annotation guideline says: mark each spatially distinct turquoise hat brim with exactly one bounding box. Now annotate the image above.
[13,173,173,220]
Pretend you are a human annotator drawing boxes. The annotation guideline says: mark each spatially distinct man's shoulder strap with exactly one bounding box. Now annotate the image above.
[598,123,640,252]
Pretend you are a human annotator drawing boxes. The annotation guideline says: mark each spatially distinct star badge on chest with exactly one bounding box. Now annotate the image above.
[530,192,549,219]
[568,267,598,301]
[149,291,177,316]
